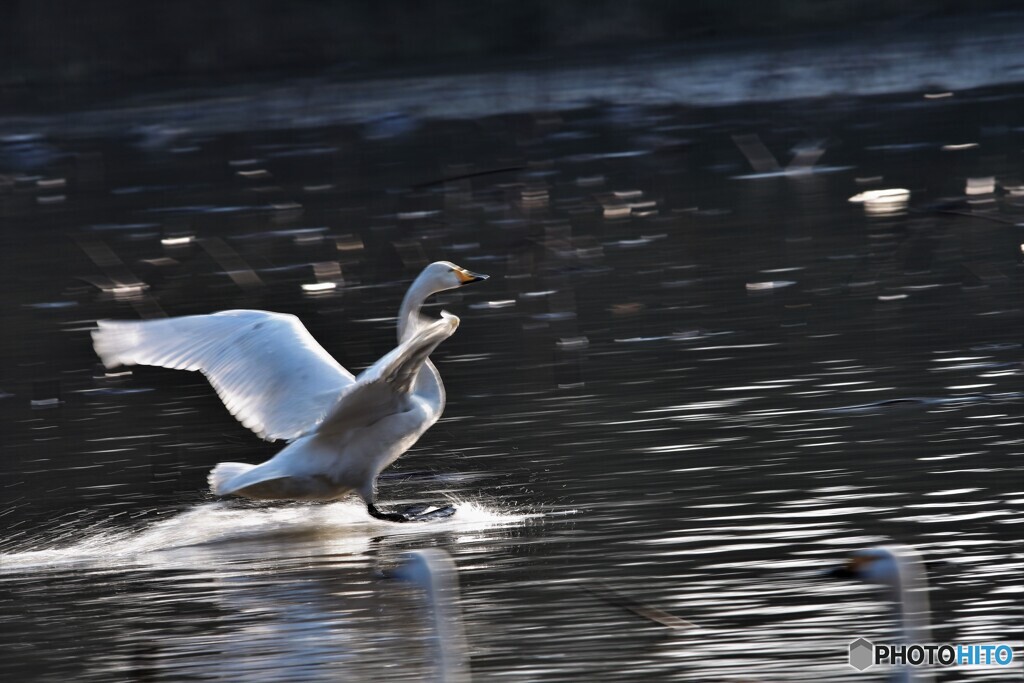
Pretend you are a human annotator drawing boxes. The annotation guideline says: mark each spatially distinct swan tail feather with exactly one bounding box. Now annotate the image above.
[208,462,256,496]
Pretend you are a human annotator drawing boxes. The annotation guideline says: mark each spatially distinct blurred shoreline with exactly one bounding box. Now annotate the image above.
[1,11,1024,137]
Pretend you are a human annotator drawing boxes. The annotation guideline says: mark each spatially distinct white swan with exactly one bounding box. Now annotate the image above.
[389,549,470,683]
[831,545,934,682]
[91,261,488,522]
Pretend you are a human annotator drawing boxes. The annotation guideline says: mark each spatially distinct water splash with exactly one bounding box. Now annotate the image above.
[0,499,534,573]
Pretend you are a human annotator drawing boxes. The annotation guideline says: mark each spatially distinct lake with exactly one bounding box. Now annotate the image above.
[1,77,1022,681]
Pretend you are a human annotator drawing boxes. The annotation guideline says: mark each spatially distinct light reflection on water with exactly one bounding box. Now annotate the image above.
[1,81,1023,682]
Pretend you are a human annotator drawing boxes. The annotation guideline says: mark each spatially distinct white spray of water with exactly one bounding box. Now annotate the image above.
[0,499,536,573]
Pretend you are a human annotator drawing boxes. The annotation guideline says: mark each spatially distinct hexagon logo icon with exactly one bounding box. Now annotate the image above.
[849,638,874,671]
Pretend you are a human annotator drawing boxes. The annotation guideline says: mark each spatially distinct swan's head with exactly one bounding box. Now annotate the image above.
[827,544,933,643]
[829,545,928,594]
[417,261,489,294]
[829,547,902,586]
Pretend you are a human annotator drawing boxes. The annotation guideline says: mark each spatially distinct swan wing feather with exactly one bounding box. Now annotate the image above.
[319,312,458,435]
[92,310,355,441]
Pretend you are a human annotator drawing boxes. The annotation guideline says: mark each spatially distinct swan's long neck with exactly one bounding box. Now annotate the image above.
[892,548,934,683]
[398,274,437,343]
[397,271,446,410]
[893,549,931,644]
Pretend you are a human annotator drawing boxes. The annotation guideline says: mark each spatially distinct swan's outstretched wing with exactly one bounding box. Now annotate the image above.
[318,312,459,436]
[92,310,356,441]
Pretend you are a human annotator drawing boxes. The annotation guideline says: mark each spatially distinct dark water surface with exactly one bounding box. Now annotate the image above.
[1,84,1022,681]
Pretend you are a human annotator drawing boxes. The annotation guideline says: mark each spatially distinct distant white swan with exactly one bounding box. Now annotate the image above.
[92,261,488,522]
[831,545,934,683]
[390,549,470,683]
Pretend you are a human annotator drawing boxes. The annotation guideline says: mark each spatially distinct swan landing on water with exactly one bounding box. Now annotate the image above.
[91,261,488,522]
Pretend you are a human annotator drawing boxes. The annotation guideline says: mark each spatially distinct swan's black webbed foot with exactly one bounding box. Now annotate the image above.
[397,503,431,518]
[367,502,411,522]
[415,504,456,521]
[367,502,456,522]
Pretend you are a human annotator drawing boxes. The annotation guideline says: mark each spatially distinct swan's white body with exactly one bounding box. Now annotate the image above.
[834,545,933,683]
[91,261,486,518]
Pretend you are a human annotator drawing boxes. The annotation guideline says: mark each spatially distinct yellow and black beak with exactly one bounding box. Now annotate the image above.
[456,269,489,285]
[826,554,872,579]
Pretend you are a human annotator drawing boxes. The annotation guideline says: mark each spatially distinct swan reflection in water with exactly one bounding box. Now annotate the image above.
[387,549,471,683]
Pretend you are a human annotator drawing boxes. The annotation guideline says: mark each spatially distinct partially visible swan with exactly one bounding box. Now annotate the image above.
[92,261,488,522]
[830,545,934,683]
[389,549,470,683]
